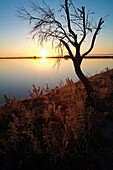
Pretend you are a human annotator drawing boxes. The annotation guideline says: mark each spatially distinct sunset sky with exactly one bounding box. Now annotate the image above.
[0,0,113,57]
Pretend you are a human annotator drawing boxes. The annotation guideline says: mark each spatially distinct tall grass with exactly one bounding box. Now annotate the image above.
[0,69,113,170]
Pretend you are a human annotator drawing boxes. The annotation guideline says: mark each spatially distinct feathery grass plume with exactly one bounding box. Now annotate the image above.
[28,84,43,97]
[43,83,51,93]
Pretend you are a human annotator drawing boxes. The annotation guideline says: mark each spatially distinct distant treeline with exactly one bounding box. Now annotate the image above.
[0,56,113,59]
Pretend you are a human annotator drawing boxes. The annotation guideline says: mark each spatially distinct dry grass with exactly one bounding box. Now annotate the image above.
[0,69,113,170]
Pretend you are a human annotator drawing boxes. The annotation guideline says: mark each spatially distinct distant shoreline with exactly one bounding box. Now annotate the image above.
[0,56,113,59]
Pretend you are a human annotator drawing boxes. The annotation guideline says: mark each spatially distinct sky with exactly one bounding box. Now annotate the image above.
[0,0,113,57]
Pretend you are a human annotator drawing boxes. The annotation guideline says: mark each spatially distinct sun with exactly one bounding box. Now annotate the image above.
[40,50,48,58]
[39,50,48,64]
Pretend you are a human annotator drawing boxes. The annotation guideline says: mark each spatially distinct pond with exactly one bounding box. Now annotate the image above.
[0,58,113,104]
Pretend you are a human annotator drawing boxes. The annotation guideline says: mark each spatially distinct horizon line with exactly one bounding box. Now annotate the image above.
[0,55,113,59]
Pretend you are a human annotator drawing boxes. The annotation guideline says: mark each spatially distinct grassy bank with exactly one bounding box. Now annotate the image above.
[0,69,113,170]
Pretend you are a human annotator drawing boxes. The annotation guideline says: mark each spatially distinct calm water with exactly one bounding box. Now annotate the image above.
[0,58,113,104]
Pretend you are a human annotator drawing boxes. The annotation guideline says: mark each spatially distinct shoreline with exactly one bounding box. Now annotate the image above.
[0,56,113,59]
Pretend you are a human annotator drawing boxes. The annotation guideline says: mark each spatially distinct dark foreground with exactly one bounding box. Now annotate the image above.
[0,69,113,170]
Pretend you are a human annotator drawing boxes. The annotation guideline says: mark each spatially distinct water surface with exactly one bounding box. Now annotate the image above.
[0,58,113,104]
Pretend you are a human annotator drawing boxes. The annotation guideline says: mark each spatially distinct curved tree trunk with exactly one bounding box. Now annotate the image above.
[73,56,93,98]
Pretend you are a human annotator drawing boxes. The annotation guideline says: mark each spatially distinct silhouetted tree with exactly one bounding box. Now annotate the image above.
[17,0,104,99]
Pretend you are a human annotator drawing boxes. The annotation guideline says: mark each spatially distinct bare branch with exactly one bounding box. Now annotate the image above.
[65,0,77,45]
[60,39,74,60]
[79,7,86,45]
[82,18,104,57]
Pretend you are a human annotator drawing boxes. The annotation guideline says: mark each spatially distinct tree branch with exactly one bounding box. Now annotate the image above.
[65,0,77,45]
[54,20,77,47]
[60,39,74,60]
[79,7,86,45]
[82,18,104,57]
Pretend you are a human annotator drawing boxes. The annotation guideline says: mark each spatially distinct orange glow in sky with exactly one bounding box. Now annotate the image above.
[0,0,113,57]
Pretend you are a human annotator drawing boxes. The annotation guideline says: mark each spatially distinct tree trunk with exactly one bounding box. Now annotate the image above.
[73,56,93,99]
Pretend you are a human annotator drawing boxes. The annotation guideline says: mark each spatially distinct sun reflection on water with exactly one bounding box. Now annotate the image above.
[41,57,47,64]
[39,50,48,64]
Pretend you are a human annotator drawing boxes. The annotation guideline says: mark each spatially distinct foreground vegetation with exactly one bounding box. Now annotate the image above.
[0,69,113,170]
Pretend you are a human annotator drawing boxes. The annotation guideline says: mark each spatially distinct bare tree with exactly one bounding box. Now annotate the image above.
[17,0,104,99]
